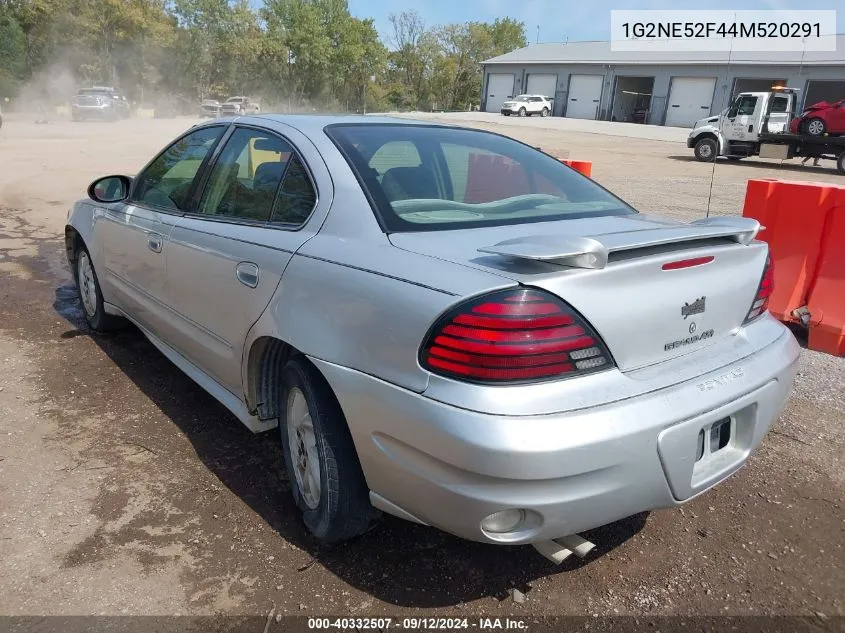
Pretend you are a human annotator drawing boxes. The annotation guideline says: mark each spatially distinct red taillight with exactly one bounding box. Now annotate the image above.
[419,288,614,384]
[744,255,774,324]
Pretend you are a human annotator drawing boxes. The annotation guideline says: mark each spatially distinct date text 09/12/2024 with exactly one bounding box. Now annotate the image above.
[307,617,528,630]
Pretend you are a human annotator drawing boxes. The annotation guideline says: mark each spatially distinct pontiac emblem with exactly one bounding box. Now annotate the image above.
[682,297,706,319]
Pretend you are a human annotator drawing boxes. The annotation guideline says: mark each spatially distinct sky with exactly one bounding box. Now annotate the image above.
[338,0,845,46]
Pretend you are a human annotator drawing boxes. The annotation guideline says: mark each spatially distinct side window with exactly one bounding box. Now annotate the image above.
[198,127,292,222]
[271,156,317,225]
[770,96,789,113]
[737,96,758,116]
[132,126,224,211]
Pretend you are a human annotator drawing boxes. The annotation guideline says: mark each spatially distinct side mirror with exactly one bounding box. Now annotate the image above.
[727,107,738,118]
[88,175,131,203]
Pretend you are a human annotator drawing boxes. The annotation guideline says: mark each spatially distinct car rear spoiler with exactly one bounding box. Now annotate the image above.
[477,216,762,270]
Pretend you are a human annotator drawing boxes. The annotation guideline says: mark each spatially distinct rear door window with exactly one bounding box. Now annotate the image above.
[197,127,292,222]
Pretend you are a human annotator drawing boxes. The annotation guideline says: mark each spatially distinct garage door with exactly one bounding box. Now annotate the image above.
[665,77,716,127]
[485,74,515,113]
[566,75,603,120]
[526,74,557,100]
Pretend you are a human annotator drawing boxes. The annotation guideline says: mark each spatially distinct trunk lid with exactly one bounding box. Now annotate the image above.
[389,214,768,371]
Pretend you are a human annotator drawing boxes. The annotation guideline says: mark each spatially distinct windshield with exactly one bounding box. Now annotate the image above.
[325,124,636,233]
[514,96,530,102]
[226,98,244,103]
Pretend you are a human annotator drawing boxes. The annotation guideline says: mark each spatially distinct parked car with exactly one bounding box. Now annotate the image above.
[66,115,799,551]
[501,94,553,117]
[789,98,845,136]
[200,99,222,118]
[72,86,131,121]
[221,96,260,116]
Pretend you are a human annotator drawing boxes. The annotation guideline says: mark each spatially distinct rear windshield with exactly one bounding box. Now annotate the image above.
[325,124,636,232]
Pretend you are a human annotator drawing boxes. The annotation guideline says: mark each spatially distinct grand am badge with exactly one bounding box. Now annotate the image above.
[664,328,715,351]
[681,296,706,319]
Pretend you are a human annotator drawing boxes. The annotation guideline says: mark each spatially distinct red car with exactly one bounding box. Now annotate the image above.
[789,98,845,136]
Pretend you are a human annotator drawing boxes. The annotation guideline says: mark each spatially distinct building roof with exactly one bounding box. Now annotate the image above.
[483,35,845,66]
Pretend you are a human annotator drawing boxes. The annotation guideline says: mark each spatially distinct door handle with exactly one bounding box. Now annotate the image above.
[236,262,259,288]
[748,125,753,132]
[148,233,163,253]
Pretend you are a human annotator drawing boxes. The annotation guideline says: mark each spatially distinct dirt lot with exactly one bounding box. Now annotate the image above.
[0,113,843,620]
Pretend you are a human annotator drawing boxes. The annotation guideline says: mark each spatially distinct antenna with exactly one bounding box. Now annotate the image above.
[705,16,735,219]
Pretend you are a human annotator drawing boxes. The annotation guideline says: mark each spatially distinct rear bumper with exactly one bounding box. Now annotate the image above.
[312,322,800,544]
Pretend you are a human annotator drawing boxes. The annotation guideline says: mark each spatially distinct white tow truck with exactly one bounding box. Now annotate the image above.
[687,87,845,174]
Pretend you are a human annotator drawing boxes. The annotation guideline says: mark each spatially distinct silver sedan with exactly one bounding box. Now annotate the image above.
[65,115,799,554]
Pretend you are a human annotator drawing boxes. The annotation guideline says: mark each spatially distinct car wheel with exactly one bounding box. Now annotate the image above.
[518,107,526,117]
[804,117,826,136]
[837,151,845,175]
[503,112,510,116]
[694,137,718,162]
[279,357,374,543]
[541,107,549,117]
[75,246,125,332]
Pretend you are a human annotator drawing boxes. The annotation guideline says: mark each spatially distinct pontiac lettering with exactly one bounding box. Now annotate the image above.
[664,328,715,351]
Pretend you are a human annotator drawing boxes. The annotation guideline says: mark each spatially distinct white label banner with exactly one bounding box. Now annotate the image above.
[610,10,837,51]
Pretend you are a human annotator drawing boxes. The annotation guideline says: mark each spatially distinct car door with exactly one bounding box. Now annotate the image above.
[95,124,226,338]
[164,124,322,392]
[720,94,759,141]
[763,94,791,134]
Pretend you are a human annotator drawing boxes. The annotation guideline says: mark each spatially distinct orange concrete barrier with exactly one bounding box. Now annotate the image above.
[560,159,592,177]
[741,179,832,322]
[742,178,845,356]
[806,186,845,356]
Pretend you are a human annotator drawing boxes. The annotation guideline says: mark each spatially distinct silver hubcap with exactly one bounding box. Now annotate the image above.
[78,253,98,318]
[808,120,824,135]
[699,143,713,158]
[286,388,321,510]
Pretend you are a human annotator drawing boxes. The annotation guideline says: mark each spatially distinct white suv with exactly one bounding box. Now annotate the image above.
[501,94,553,117]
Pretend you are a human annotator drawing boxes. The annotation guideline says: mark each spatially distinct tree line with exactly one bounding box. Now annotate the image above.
[0,0,527,112]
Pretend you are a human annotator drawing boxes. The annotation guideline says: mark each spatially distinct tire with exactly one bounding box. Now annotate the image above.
[503,112,510,116]
[74,245,125,332]
[804,117,826,137]
[541,107,549,117]
[694,137,718,162]
[518,107,526,117]
[837,151,845,175]
[278,357,374,543]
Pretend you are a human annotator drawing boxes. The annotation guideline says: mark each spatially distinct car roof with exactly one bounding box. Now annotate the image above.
[204,114,460,136]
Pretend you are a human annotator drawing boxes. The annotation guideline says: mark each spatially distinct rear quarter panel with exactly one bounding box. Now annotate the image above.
[245,232,515,393]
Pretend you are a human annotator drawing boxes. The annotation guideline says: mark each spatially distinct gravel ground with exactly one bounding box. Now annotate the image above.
[0,113,843,621]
